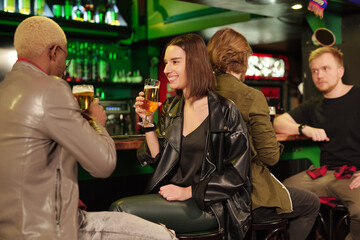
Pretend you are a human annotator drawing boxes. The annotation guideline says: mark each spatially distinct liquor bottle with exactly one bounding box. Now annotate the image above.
[64,0,72,19]
[52,0,64,18]
[91,44,99,81]
[68,42,77,81]
[19,0,31,15]
[84,0,95,22]
[95,0,106,23]
[4,0,15,12]
[72,0,85,21]
[82,42,90,81]
[34,0,45,15]
[105,0,120,26]
[75,42,84,81]
[98,46,109,82]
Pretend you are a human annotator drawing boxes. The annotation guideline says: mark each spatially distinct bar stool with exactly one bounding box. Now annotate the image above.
[177,230,221,240]
[317,197,350,240]
[248,219,288,240]
[109,194,221,240]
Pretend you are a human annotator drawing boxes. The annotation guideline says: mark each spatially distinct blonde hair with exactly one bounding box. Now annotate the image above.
[14,16,67,58]
[309,46,343,67]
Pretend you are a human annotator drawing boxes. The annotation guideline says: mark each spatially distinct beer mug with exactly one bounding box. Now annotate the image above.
[72,84,94,111]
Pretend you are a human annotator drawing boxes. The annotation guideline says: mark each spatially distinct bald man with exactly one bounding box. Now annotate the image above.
[0,16,176,240]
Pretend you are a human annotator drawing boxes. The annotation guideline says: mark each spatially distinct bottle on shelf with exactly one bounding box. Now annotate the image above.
[64,0,72,19]
[84,0,95,22]
[95,87,105,100]
[94,0,106,24]
[4,0,16,13]
[91,44,99,81]
[75,42,84,81]
[19,0,31,15]
[67,42,77,81]
[105,0,120,26]
[52,0,64,18]
[82,42,91,81]
[72,0,85,21]
[34,0,45,15]
[98,45,110,82]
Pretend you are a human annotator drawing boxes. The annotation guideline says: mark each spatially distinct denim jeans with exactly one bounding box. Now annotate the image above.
[78,210,177,240]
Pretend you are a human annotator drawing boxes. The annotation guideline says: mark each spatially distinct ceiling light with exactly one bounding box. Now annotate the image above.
[292,4,303,10]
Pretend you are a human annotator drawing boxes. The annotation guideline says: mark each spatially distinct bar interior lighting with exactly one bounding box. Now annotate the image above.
[291,4,303,9]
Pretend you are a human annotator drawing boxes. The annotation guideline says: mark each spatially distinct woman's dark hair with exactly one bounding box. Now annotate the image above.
[166,33,215,99]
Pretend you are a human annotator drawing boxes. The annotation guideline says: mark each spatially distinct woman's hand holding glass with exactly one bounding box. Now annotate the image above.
[136,79,161,128]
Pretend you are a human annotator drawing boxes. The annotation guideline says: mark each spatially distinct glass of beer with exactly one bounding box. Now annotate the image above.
[138,79,160,127]
[72,84,94,111]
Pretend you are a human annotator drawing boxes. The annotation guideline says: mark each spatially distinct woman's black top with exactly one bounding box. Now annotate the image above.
[169,116,209,187]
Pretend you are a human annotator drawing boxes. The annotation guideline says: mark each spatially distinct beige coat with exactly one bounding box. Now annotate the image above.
[0,61,116,239]
[216,74,292,214]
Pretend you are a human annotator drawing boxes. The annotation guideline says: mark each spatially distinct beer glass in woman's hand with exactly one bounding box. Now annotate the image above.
[137,79,160,127]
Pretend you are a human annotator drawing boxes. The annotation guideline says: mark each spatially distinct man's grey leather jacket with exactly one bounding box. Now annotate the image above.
[0,61,116,239]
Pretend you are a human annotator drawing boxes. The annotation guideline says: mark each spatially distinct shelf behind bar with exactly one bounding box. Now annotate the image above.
[0,11,132,40]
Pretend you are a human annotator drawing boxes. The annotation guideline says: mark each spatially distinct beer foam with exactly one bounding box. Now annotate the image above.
[144,85,159,89]
[72,85,94,94]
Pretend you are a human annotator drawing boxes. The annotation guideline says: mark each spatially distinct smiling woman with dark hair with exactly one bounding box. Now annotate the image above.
[134,33,252,239]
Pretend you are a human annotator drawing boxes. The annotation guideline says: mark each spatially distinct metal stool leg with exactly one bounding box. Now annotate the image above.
[334,213,350,240]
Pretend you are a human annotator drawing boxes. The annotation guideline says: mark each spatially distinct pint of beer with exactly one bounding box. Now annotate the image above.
[72,84,94,110]
[137,79,160,127]
[142,85,160,115]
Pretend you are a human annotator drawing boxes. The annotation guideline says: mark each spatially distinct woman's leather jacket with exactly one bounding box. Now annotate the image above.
[137,91,252,239]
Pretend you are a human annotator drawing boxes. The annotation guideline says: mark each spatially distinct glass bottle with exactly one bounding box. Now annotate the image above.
[98,46,109,82]
[105,0,120,26]
[82,42,91,81]
[95,0,106,24]
[84,0,95,23]
[4,0,16,13]
[64,0,72,20]
[34,0,45,15]
[19,0,31,15]
[52,0,64,18]
[91,44,99,81]
[75,42,84,81]
[72,0,85,21]
[68,42,77,81]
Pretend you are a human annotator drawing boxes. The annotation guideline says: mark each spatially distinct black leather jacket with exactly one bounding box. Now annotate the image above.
[137,91,251,239]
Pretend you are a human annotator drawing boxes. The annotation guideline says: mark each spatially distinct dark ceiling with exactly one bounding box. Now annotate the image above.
[180,0,360,53]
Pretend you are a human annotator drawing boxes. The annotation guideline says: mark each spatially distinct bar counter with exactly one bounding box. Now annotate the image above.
[113,134,145,150]
[113,134,312,150]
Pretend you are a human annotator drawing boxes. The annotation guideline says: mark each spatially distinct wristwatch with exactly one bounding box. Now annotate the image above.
[298,124,306,135]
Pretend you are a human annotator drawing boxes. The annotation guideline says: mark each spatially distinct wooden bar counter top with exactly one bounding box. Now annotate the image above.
[113,134,145,150]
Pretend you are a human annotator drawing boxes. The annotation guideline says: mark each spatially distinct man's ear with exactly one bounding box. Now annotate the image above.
[338,66,345,78]
[48,45,58,62]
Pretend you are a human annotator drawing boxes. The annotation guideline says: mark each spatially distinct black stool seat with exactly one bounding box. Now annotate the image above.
[318,197,350,240]
[177,230,222,240]
[249,219,288,240]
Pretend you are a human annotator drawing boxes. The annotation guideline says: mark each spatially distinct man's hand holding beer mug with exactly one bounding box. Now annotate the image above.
[72,84,107,127]
[135,79,161,128]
